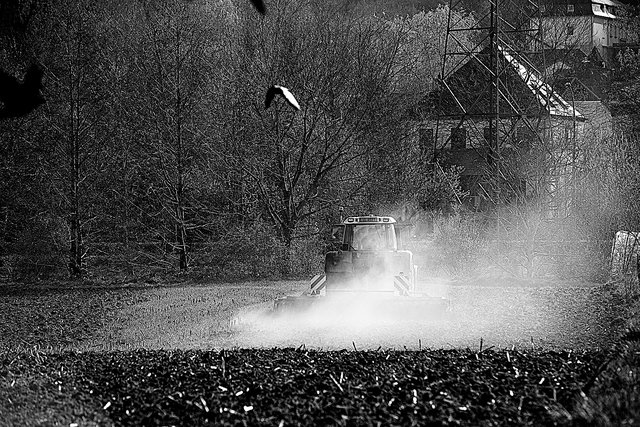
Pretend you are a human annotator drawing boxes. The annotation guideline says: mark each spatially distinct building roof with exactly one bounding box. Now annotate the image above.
[556,77,603,101]
[527,48,611,101]
[499,47,584,119]
[433,44,584,120]
[540,0,626,18]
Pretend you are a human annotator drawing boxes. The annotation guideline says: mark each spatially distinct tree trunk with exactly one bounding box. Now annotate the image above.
[68,153,82,277]
[68,86,82,278]
[175,201,187,271]
[174,27,187,271]
[279,220,294,276]
[68,211,82,277]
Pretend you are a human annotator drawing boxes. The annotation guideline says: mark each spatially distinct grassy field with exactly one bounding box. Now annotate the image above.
[72,281,307,351]
[0,280,306,352]
[0,278,638,425]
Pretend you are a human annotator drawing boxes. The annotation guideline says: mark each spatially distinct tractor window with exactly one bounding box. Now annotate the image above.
[331,225,344,242]
[328,225,345,251]
[352,224,397,250]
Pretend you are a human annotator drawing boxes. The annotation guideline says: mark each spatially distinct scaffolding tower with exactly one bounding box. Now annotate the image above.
[435,0,546,208]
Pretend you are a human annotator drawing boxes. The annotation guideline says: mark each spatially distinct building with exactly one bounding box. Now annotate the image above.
[537,0,630,65]
[418,43,612,216]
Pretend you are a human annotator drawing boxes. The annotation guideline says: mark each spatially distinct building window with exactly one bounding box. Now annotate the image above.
[450,127,467,150]
[460,175,484,209]
[567,25,574,36]
[483,126,496,146]
[515,126,534,152]
[419,127,434,156]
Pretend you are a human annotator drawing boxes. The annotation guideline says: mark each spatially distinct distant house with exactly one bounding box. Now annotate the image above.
[528,1,639,118]
[537,0,630,65]
[528,48,611,102]
[416,43,612,217]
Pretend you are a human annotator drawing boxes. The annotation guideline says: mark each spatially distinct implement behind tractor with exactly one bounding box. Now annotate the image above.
[272,215,449,320]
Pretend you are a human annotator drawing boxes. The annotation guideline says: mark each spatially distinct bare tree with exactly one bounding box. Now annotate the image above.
[29,0,116,277]
[213,3,407,260]
[386,5,477,101]
[128,0,223,271]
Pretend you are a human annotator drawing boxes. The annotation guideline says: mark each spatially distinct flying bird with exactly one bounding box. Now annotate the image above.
[0,64,44,119]
[265,85,301,111]
[249,0,266,15]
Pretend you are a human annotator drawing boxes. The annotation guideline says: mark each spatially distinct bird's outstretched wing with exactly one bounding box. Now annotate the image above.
[249,0,266,15]
[265,85,301,111]
[265,85,278,109]
[24,64,43,91]
[0,64,45,118]
[278,86,301,110]
[0,69,20,103]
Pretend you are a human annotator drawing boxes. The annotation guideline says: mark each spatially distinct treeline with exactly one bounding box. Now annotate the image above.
[0,0,471,280]
[1,0,639,283]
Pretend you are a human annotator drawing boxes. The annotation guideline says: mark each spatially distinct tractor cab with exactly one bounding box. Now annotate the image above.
[330,216,399,252]
[343,216,397,251]
[325,215,415,293]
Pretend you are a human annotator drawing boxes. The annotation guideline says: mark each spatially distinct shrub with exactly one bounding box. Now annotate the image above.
[429,213,486,278]
[7,215,66,281]
[288,237,324,277]
[190,220,287,280]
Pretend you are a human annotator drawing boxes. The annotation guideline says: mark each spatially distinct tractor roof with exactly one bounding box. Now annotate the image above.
[343,216,396,225]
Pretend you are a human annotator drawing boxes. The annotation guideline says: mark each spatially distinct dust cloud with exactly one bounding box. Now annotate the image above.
[221,205,615,351]
[224,280,613,351]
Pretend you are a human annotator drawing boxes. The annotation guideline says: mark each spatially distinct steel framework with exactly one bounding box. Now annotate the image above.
[435,0,545,206]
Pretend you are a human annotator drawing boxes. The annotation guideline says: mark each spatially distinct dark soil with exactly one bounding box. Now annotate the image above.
[0,280,635,426]
[0,348,611,426]
[0,285,149,351]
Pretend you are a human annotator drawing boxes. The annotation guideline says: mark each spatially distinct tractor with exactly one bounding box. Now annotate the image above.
[272,215,449,318]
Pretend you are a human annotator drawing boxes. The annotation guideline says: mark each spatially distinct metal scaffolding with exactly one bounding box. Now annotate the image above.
[435,0,545,207]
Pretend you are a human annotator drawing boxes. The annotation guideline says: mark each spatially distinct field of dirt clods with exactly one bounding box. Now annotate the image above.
[229,284,624,351]
[0,347,610,426]
[0,279,635,426]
